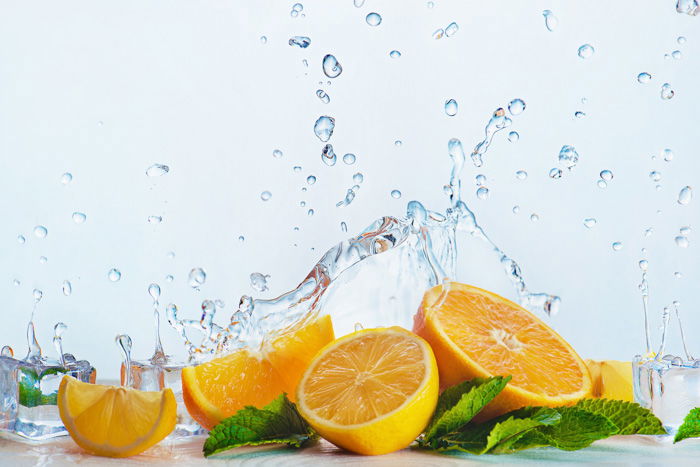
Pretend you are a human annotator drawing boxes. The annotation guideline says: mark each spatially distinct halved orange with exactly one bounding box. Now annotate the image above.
[296,327,439,455]
[182,314,334,430]
[58,375,176,457]
[413,282,591,420]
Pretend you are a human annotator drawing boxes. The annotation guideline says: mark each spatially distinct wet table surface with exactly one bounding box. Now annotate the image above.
[2,435,700,466]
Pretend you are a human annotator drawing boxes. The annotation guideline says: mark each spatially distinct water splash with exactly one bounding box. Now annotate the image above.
[53,323,67,367]
[470,108,512,167]
[250,273,270,292]
[115,334,133,386]
[148,283,166,363]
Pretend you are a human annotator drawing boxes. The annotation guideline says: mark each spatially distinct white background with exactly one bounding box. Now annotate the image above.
[0,1,698,379]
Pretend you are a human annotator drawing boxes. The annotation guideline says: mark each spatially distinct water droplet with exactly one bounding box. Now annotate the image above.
[391,189,402,199]
[542,10,558,31]
[313,116,335,142]
[260,191,272,201]
[515,170,527,180]
[290,2,303,16]
[432,29,444,40]
[678,186,692,205]
[316,89,330,104]
[33,225,48,238]
[549,167,563,179]
[680,226,691,235]
[677,0,700,16]
[597,179,608,189]
[147,215,162,224]
[322,54,343,78]
[306,175,317,185]
[289,36,311,48]
[530,213,540,222]
[508,98,526,115]
[639,259,649,271]
[661,83,675,100]
[340,221,348,232]
[558,145,579,170]
[394,140,402,147]
[578,44,595,59]
[389,50,401,58]
[17,235,26,244]
[512,205,520,214]
[260,36,267,44]
[146,164,169,177]
[62,280,72,296]
[321,144,337,166]
[644,227,654,237]
[148,283,161,302]
[353,172,364,184]
[476,187,489,199]
[33,288,43,302]
[508,131,519,143]
[649,171,662,182]
[583,218,597,229]
[366,12,382,26]
[637,72,652,84]
[72,212,87,224]
[354,0,365,7]
[612,241,623,251]
[61,172,73,185]
[675,235,689,248]
[600,170,613,182]
[674,271,683,278]
[672,50,682,59]
[427,1,434,8]
[307,208,315,216]
[444,99,458,116]
[475,174,487,186]
[39,256,48,264]
[12,279,20,286]
[342,153,356,165]
[272,149,283,159]
[165,274,174,282]
[108,268,122,282]
[662,148,674,162]
[293,166,302,173]
[573,111,585,119]
[188,268,206,289]
[250,272,270,292]
[445,22,459,37]
[678,36,687,45]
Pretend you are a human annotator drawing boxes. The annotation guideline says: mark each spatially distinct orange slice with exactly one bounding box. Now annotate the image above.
[586,359,633,402]
[182,314,334,430]
[296,327,439,455]
[413,282,591,420]
[58,375,176,457]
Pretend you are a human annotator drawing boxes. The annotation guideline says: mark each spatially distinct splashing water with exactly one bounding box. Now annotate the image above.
[53,323,67,367]
[167,108,559,363]
[148,283,166,363]
[115,334,133,386]
[250,273,270,292]
[470,107,513,167]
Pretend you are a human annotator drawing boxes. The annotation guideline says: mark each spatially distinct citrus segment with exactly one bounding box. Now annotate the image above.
[58,375,176,458]
[296,327,438,455]
[413,282,591,420]
[586,359,633,402]
[182,314,334,430]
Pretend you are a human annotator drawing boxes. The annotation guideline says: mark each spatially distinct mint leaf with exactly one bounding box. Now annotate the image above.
[512,407,617,451]
[575,399,665,435]
[421,376,510,446]
[674,408,700,443]
[203,394,318,457]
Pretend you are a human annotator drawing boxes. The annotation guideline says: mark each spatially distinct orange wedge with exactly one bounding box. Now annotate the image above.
[586,359,633,402]
[413,282,591,420]
[296,327,439,455]
[182,314,334,430]
[58,375,176,457]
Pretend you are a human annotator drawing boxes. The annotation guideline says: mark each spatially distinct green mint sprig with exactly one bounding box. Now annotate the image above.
[202,393,318,457]
[674,408,700,443]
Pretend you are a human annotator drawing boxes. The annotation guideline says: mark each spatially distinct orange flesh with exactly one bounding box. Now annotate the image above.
[302,332,426,425]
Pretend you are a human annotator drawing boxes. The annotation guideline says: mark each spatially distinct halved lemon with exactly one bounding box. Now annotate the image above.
[586,359,633,401]
[413,282,592,420]
[296,327,439,455]
[58,375,176,457]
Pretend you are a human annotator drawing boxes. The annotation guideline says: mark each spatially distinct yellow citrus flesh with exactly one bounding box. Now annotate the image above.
[586,359,633,402]
[58,375,176,458]
[413,282,592,420]
[296,327,439,455]
[182,314,334,430]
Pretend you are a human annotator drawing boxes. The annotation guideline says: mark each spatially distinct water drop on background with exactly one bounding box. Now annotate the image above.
[512,205,520,214]
[680,226,691,236]
[515,170,527,180]
[662,148,674,161]
[389,50,401,59]
[574,111,586,119]
[306,175,317,185]
[530,213,540,222]
[307,209,315,216]
[146,164,169,177]
[558,145,579,170]
[108,268,122,282]
[508,131,519,143]
[678,186,692,205]
[272,149,283,159]
[250,272,270,292]
[72,212,86,224]
[340,221,348,232]
[316,89,330,104]
[612,242,623,251]
[366,12,382,26]
[353,172,364,184]
[661,83,675,100]
[293,166,302,173]
[165,274,174,282]
[188,268,207,289]
[597,179,608,189]
[260,191,272,201]
[432,29,444,40]
[444,99,458,116]
[675,236,689,248]
[39,256,48,264]
[475,174,487,186]
[13,279,20,287]
[147,216,162,224]
[17,235,25,244]
[584,218,597,229]
[542,10,558,31]
[508,98,526,115]
[391,190,402,199]
[321,144,337,166]
[445,22,459,37]
[260,36,267,44]
[313,116,335,142]
[354,0,365,7]
[290,2,303,17]
[289,36,311,48]
[672,50,682,59]
[342,153,356,165]
[549,168,563,179]
[322,54,343,78]
[578,44,595,59]
[678,36,687,44]
[674,271,683,278]
[637,72,652,84]
[476,187,489,200]
[33,226,48,238]
[61,173,73,185]
[62,280,72,296]
[600,170,613,182]
[649,171,662,182]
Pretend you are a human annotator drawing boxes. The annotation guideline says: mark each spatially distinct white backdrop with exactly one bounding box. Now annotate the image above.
[1,0,698,379]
